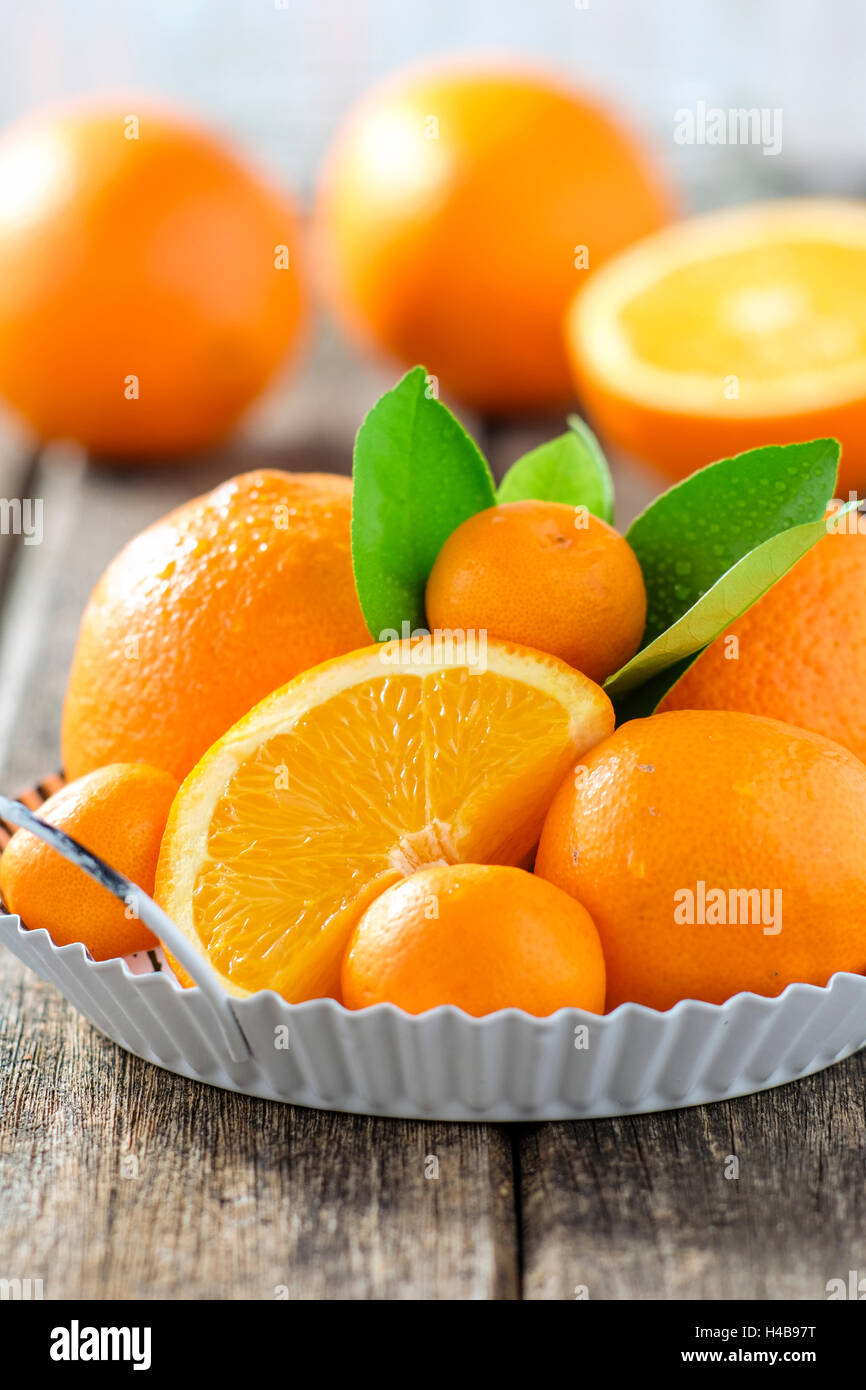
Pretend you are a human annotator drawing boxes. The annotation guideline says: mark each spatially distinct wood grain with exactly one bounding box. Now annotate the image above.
[519,1051,866,1301]
[0,973,517,1299]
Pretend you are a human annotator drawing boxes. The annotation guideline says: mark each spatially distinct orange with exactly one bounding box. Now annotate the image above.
[535,710,866,1012]
[341,863,605,1017]
[657,522,866,760]
[425,500,646,683]
[0,103,304,457]
[62,471,371,784]
[567,199,866,491]
[155,638,613,1002]
[314,60,672,414]
[0,763,178,960]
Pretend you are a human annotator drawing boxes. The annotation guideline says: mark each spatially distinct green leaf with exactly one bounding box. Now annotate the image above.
[351,367,496,638]
[496,414,615,522]
[606,448,849,714]
[610,656,698,723]
[627,439,840,648]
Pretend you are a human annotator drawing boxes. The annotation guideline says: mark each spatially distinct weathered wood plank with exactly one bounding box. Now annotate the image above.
[518,1051,866,1300]
[0,978,518,1299]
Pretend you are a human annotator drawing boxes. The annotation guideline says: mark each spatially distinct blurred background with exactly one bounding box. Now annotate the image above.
[2,0,865,206]
[1,0,865,468]
[1,0,866,202]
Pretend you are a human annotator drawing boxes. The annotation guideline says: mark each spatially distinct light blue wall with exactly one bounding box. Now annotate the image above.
[0,0,863,205]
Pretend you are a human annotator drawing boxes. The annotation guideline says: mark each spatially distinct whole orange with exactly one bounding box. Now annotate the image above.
[314,61,672,414]
[425,500,646,683]
[0,763,178,959]
[341,863,606,1016]
[658,524,866,761]
[62,471,371,783]
[0,103,304,457]
[535,710,866,1011]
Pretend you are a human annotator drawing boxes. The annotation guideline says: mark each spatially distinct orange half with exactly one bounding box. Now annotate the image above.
[566,199,866,489]
[155,639,613,1002]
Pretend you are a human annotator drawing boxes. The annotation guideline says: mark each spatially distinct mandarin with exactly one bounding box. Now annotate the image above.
[425,500,646,683]
[341,863,606,1017]
[0,764,177,960]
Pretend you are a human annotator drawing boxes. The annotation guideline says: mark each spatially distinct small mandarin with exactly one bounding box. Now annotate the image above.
[0,764,178,960]
[425,500,646,683]
[340,863,606,1017]
[535,709,866,1012]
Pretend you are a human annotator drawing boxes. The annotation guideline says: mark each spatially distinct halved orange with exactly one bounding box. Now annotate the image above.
[566,199,866,490]
[155,638,613,1002]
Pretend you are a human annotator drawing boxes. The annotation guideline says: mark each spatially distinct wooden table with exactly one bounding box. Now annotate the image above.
[0,327,863,1301]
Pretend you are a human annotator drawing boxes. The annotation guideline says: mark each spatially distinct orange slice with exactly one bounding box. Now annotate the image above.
[566,199,866,490]
[155,639,613,1002]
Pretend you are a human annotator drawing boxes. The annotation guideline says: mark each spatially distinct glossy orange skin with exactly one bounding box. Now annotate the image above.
[341,862,606,1016]
[315,62,672,414]
[535,710,866,1012]
[0,104,305,457]
[425,501,646,683]
[62,471,372,783]
[0,764,177,959]
[568,358,866,494]
[658,526,866,760]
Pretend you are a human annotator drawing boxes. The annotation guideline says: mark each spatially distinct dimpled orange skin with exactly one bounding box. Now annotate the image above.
[341,863,606,1017]
[425,501,647,684]
[0,105,304,457]
[62,471,372,783]
[314,62,672,414]
[658,527,866,761]
[535,710,866,1012]
[0,764,178,959]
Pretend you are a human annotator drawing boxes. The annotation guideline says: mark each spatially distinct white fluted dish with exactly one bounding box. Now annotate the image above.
[2,914,865,1120]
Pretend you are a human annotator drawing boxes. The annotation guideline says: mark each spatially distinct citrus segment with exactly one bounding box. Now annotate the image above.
[155,640,614,1002]
[567,199,866,487]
